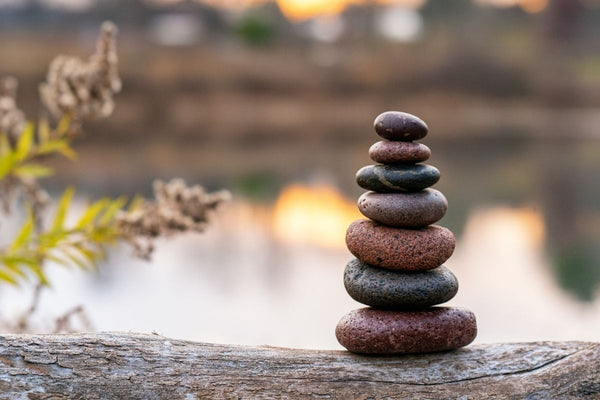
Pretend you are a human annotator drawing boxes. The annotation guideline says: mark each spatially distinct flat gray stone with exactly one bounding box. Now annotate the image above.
[344,259,458,308]
[356,164,440,193]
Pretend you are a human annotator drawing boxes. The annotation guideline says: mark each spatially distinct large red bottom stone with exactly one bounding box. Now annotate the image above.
[335,307,477,354]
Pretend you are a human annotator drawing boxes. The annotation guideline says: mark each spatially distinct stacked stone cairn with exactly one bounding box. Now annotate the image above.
[335,111,477,354]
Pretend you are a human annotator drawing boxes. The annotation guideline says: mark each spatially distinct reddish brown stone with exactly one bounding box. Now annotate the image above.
[335,307,477,354]
[358,189,448,228]
[345,219,455,270]
[369,141,431,164]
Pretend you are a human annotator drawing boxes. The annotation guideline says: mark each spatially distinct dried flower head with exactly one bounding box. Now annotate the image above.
[0,76,26,143]
[39,21,121,123]
[116,179,231,259]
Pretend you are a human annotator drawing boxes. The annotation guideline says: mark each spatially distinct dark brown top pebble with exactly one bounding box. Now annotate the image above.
[373,111,428,141]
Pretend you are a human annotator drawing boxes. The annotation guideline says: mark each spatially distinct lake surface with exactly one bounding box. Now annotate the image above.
[1,130,599,349]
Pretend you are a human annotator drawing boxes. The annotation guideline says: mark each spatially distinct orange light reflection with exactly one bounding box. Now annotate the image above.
[271,184,362,248]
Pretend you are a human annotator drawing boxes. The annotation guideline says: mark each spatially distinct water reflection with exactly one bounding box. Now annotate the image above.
[432,136,600,302]
[0,185,599,348]
[272,184,361,248]
[537,138,600,302]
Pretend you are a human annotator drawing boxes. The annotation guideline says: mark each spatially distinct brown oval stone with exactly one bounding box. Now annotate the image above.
[373,111,428,141]
[345,219,455,270]
[369,141,431,164]
[357,189,448,228]
[335,307,477,354]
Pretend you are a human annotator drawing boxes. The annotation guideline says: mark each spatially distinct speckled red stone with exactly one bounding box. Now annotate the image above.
[369,141,431,164]
[345,219,455,270]
[335,307,477,354]
[358,189,448,228]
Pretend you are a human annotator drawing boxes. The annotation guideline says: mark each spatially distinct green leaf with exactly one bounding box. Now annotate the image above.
[0,255,40,284]
[75,246,99,265]
[37,139,65,154]
[11,212,34,251]
[29,263,49,286]
[38,119,50,143]
[76,198,110,229]
[127,195,144,212]
[63,249,93,270]
[99,197,126,226]
[0,269,18,285]
[37,139,77,161]
[0,133,11,156]
[58,144,77,161]
[0,135,15,179]
[14,122,34,162]
[45,254,73,268]
[38,230,66,248]
[3,255,38,268]
[56,115,71,137]
[1,258,28,278]
[51,187,75,232]
[14,163,54,178]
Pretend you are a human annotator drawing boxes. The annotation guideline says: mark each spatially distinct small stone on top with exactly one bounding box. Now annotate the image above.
[374,111,428,141]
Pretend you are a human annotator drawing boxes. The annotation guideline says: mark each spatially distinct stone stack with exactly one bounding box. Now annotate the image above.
[336,111,477,354]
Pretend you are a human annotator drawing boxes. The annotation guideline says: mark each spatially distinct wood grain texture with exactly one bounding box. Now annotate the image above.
[0,333,598,399]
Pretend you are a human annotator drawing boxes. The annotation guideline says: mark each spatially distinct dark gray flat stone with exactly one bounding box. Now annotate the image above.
[344,259,458,308]
[356,164,440,193]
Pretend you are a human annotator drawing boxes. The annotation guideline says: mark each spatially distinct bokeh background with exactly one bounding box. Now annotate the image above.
[1,0,599,349]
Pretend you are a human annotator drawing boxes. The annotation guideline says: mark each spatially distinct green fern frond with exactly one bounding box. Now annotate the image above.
[0,188,130,286]
[0,118,77,183]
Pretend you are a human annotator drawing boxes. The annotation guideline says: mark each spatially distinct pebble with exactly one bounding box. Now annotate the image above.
[345,219,455,270]
[369,141,431,164]
[356,164,440,193]
[335,307,477,354]
[373,111,428,141]
[357,189,447,228]
[344,259,458,308]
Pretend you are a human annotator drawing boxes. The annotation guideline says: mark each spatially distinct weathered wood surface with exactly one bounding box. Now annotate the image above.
[0,333,598,399]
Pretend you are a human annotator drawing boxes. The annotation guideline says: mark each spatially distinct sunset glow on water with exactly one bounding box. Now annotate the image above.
[272,184,362,248]
[0,189,597,349]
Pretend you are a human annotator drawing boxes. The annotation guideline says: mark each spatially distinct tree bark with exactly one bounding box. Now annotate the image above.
[0,333,597,399]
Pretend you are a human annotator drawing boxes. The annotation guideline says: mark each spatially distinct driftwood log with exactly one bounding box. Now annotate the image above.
[0,333,598,399]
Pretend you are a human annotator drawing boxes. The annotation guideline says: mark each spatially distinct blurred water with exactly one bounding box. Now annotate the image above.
[1,134,599,348]
[0,134,600,348]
